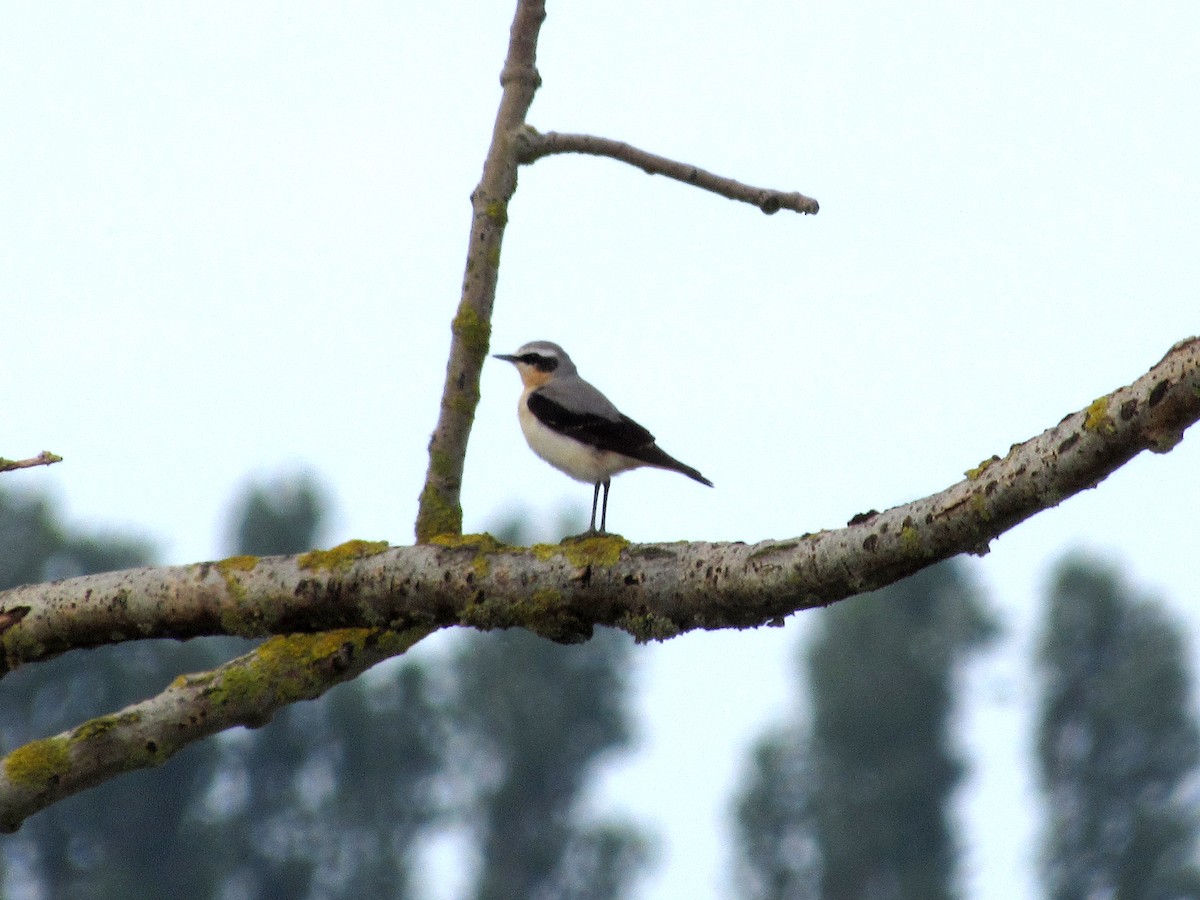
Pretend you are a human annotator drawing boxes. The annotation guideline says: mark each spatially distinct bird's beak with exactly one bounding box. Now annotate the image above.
[493,353,520,363]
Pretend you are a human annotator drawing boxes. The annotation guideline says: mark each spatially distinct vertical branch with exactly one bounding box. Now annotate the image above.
[415,0,547,542]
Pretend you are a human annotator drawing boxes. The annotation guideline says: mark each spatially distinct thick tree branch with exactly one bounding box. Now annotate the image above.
[514,129,820,215]
[7,336,1198,667]
[1,336,1197,826]
[415,0,546,542]
[0,452,63,474]
[0,626,430,833]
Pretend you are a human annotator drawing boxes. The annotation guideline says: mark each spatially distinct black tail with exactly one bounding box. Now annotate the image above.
[635,444,713,487]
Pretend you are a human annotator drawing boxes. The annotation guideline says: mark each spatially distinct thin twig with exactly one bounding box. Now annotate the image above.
[515,129,819,215]
[0,452,63,474]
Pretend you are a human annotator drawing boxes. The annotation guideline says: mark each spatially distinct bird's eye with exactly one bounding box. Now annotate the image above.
[525,354,559,373]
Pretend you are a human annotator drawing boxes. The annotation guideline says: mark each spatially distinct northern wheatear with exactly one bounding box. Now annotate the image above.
[494,340,713,533]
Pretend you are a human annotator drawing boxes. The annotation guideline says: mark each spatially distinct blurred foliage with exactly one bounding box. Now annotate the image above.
[447,511,651,900]
[204,660,443,900]
[201,471,443,900]
[226,472,327,557]
[0,486,225,899]
[733,561,997,900]
[0,489,152,588]
[9,486,1200,899]
[449,625,651,900]
[1037,556,1200,900]
[1,487,644,900]
[733,727,820,900]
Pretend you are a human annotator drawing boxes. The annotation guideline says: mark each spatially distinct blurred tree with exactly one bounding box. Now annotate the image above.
[447,511,651,900]
[208,661,444,900]
[0,486,229,899]
[1037,556,1200,900]
[0,488,150,589]
[227,470,327,556]
[733,727,819,900]
[733,561,996,900]
[210,471,444,900]
[2,485,645,899]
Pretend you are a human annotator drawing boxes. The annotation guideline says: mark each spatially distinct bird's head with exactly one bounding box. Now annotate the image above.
[494,340,577,387]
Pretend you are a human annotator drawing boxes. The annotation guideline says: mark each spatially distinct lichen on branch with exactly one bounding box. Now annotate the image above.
[1,336,1198,829]
[415,0,546,543]
[0,626,430,833]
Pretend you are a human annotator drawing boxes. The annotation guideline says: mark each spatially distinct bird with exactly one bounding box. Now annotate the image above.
[493,340,713,534]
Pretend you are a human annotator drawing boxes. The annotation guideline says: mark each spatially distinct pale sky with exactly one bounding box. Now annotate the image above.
[3,3,1199,898]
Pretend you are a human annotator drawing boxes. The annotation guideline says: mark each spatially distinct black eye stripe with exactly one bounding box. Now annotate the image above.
[523,353,559,373]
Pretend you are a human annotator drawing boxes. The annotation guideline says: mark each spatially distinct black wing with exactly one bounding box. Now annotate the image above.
[528,388,710,487]
[527,389,713,485]
[527,389,656,457]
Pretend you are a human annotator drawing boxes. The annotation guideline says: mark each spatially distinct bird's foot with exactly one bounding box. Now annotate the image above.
[562,529,618,543]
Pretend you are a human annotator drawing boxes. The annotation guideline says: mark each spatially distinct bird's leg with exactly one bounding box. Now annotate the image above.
[599,479,611,533]
[589,482,601,532]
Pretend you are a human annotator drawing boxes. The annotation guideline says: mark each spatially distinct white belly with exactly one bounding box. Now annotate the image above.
[518,395,641,484]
